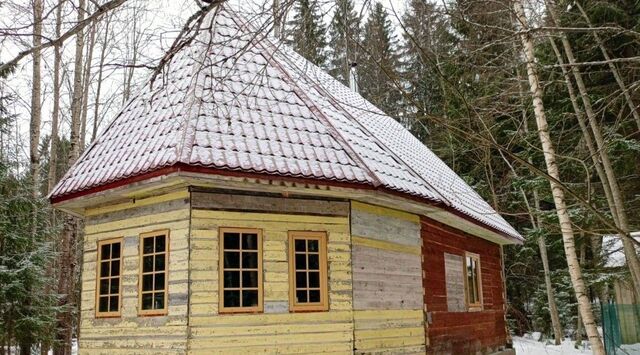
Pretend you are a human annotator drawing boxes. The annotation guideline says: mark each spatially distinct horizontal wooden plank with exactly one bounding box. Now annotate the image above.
[352,235,421,255]
[192,192,349,216]
[351,201,420,223]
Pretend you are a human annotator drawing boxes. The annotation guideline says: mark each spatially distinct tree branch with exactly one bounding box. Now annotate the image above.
[0,0,128,76]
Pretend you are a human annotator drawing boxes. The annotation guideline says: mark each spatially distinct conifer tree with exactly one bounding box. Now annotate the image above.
[286,0,327,67]
[327,0,360,86]
[359,2,401,117]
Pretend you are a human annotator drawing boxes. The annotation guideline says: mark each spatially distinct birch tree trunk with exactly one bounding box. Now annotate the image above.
[92,14,111,143]
[512,1,604,353]
[30,0,43,198]
[56,1,86,353]
[48,0,64,193]
[574,2,640,132]
[80,19,97,150]
[545,0,640,302]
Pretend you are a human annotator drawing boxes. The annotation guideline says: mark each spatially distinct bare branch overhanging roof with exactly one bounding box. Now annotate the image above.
[50,6,522,241]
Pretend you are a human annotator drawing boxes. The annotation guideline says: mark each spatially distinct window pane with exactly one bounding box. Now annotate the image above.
[308,254,319,270]
[295,254,306,269]
[155,255,165,271]
[111,260,120,276]
[242,252,258,269]
[110,278,119,294]
[307,239,319,252]
[141,293,153,310]
[294,239,306,252]
[242,290,258,307]
[242,233,258,250]
[99,296,109,312]
[309,290,320,303]
[154,273,165,291]
[143,255,154,273]
[155,235,166,253]
[224,290,240,307]
[99,279,109,295]
[308,271,320,288]
[296,271,307,288]
[100,261,109,277]
[142,274,153,292]
[109,296,119,312]
[224,271,240,288]
[143,237,154,254]
[153,292,165,310]
[296,290,308,303]
[224,251,240,268]
[242,271,258,288]
[224,233,240,249]
[101,244,111,259]
[111,243,121,258]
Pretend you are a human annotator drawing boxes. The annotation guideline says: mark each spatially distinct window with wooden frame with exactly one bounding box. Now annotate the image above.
[288,231,328,312]
[219,228,263,313]
[464,252,482,310]
[138,230,169,316]
[96,238,123,317]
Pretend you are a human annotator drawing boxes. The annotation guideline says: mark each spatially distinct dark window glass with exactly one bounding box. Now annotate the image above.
[101,244,111,259]
[109,296,119,312]
[153,293,165,310]
[242,252,258,268]
[143,255,153,272]
[111,260,120,276]
[242,271,258,288]
[224,252,240,268]
[111,243,121,258]
[308,254,319,270]
[296,290,308,303]
[295,239,306,252]
[224,290,240,307]
[242,290,258,307]
[308,272,320,288]
[224,271,240,288]
[154,273,165,291]
[141,293,153,309]
[307,240,318,252]
[242,233,258,250]
[110,279,119,294]
[224,233,240,249]
[99,297,109,312]
[100,279,109,294]
[143,237,154,254]
[142,274,153,292]
[295,254,306,269]
[296,272,307,288]
[155,255,165,271]
[309,290,320,302]
[155,235,165,252]
[100,261,109,277]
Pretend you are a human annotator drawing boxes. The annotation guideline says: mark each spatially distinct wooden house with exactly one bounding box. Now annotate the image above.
[49,6,522,354]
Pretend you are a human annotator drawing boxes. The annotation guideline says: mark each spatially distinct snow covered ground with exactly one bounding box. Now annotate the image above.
[513,336,593,354]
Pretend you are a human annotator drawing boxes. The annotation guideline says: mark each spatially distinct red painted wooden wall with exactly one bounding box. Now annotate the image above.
[421,216,508,354]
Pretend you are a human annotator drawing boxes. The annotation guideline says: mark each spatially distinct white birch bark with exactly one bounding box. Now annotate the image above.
[48,0,63,193]
[512,1,604,353]
[30,0,43,197]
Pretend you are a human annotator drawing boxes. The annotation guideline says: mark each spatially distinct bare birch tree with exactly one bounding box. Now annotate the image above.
[512,1,604,352]
[29,0,43,198]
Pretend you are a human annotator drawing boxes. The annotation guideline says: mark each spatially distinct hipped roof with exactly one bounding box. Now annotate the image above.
[50,6,522,241]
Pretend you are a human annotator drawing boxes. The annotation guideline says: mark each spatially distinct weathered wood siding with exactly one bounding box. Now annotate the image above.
[80,190,191,354]
[422,216,507,354]
[350,201,425,354]
[188,192,353,354]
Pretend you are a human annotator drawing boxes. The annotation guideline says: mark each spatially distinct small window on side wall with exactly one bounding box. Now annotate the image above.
[464,252,482,310]
[96,238,123,317]
[219,228,263,313]
[288,231,328,312]
[139,230,169,316]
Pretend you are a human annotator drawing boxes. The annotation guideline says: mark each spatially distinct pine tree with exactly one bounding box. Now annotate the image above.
[286,0,327,67]
[359,2,402,117]
[401,0,455,139]
[327,0,360,86]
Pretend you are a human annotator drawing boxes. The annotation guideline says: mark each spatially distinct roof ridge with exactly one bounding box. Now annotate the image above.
[227,11,383,187]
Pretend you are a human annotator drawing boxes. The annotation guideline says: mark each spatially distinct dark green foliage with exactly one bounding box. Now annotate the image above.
[327,0,360,86]
[286,0,327,67]
[358,2,402,117]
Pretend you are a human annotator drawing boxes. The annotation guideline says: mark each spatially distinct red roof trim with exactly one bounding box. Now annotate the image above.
[50,163,519,243]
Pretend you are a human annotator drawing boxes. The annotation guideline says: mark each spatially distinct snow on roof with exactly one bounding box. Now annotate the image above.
[49,6,522,241]
[603,233,640,268]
